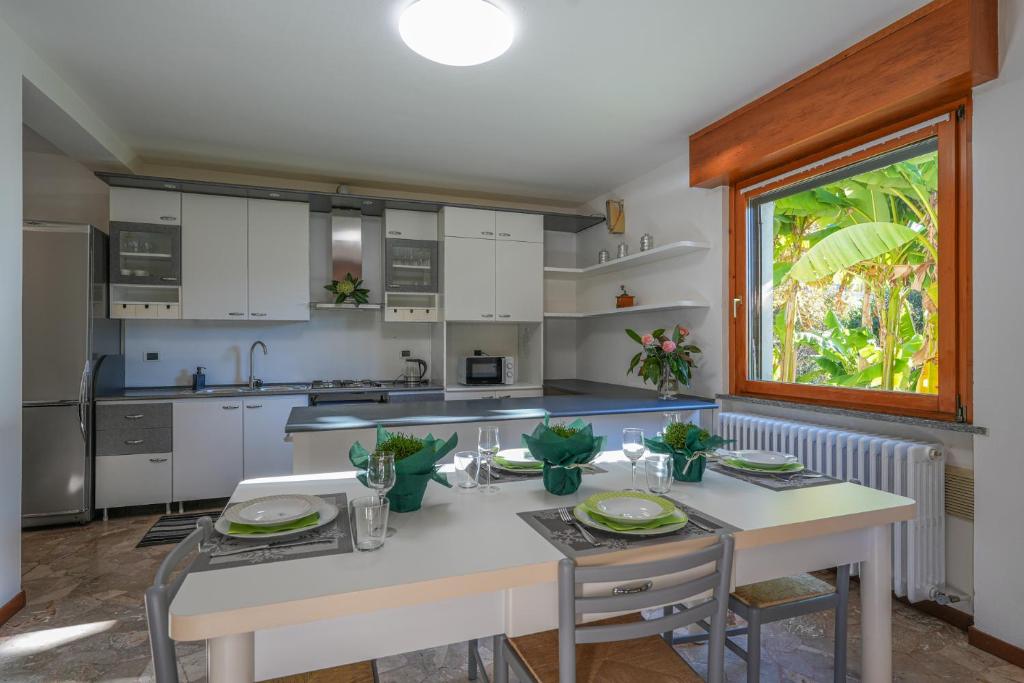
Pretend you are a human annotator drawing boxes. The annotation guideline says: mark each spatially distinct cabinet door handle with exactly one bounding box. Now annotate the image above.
[160,277,178,282]
[481,313,494,318]
[222,405,240,410]
[481,231,494,236]
[228,312,245,316]
[387,230,402,236]
[498,314,511,318]
[159,215,177,222]
[497,394,512,399]
[251,312,267,317]
[124,439,144,445]
[149,457,168,463]
[124,414,144,420]
[612,581,653,596]
[246,404,263,409]
[498,232,511,237]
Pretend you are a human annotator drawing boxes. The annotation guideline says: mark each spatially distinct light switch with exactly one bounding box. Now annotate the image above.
[144,352,159,362]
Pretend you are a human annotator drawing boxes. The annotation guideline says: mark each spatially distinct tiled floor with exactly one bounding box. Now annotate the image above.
[2,512,1022,682]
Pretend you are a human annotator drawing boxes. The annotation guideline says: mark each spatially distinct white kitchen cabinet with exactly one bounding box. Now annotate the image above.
[385,209,438,240]
[110,187,181,225]
[495,240,544,322]
[95,453,172,509]
[444,237,496,321]
[495,212,543,243]
[172,399,244,501]
[247,199,310,321]
[181,194,248,320]
[445,387,543,401]
[440,207,496,239]
[243,395,307,479]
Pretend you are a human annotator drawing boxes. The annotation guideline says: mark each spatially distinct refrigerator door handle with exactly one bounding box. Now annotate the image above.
[77,360,89,441]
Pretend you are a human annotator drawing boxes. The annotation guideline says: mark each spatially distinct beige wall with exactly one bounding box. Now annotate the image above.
[22,125,109,230]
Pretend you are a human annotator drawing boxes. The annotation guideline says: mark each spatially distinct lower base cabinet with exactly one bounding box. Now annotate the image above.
[95,453,172,509]
[173,398,244,502]
[445,388,544,401]
[243,395,307,479]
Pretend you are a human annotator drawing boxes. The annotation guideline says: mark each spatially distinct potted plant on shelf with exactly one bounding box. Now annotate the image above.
[325,272,370,306]
[626,325,701,399]
[349,426,457,512]
[645,422,729,482]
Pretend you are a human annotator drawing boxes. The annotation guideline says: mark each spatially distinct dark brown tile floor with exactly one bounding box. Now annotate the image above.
[1,512,1021,682]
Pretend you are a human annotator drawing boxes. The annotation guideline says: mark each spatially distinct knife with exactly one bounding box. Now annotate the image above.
[211,537,332,558]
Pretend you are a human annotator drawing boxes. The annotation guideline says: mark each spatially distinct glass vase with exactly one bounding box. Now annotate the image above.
[657,364,677,400]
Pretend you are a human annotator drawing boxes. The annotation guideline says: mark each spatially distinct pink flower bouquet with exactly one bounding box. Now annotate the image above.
[625,325,701,398]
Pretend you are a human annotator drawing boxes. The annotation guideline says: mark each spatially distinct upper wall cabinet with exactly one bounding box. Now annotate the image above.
[181,194,310,321]
[181,194,249,320]
[384,209,438,240]
[110,188,181,225]
[440,207,543,243]
[247,199,310,320]
[495,212,543,243]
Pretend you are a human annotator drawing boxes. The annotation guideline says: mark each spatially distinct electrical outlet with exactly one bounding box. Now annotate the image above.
[401,350,411,358]
[144,352,159,362]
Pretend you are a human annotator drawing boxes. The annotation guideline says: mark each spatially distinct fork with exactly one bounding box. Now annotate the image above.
[558,507,602,547]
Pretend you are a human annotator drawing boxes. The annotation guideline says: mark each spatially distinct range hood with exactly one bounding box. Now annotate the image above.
[329,209,383,306]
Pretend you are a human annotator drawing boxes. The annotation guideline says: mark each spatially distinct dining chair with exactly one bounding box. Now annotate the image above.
[490,533,734,683]
[144,517,379,683]
[671,566,850,682]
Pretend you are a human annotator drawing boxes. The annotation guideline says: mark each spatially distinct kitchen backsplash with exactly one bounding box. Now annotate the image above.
[123,311,433,387]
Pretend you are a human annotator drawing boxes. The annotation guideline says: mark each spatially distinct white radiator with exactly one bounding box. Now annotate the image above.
[717,412,945,603]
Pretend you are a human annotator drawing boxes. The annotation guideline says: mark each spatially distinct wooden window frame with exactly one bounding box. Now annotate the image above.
[728,100,973,423]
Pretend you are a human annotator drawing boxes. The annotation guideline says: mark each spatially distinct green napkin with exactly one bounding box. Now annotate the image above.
[724,458,802,473]
[227,511,320,536]
[350,425,458,512]
[521,417,604,495]
[580,504,683,531]
[493,455,542,470]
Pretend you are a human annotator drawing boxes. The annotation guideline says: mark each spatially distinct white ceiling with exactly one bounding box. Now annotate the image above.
[2,0,927,203]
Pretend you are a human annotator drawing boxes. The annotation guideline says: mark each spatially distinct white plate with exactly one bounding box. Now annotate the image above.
[573,505,689,536]
[223,494,319,526]
[727,450,798,467]
[587,492,675,522]
[496,448,538,465]
[718,459,805,476]
[216,497,338,540]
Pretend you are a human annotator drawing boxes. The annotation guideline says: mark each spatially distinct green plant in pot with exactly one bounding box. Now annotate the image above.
[645,422,729,482]
[349,426,457,512]
[521,417,604,495]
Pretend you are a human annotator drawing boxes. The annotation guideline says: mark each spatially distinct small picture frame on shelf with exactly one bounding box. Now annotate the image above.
[606,199,625,234]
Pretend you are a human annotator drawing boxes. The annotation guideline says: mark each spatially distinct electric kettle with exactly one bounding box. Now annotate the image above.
[402,358,428,384]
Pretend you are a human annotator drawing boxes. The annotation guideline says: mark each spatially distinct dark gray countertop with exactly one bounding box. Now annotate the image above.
[542,378,669,399]
[95,382,444,403]
[286,381,718,433]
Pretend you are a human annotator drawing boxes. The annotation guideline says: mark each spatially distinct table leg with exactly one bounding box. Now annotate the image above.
[208,632,255,683]
[860,524,892,683]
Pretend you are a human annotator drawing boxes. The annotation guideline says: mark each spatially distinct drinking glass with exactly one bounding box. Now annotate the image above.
[645,453,673,494]
[478,426,500,494]
[367,451,396,536]
[350,495,389,551]
[622,428,646,491]
[453,450,480,489]
[663,412,681,434]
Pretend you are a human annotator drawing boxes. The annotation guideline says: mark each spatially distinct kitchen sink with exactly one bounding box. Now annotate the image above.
[192,384,309,395]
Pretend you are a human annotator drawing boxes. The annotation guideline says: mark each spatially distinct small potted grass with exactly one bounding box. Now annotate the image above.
[645,422,729,482]
[521,417,604,495]
[349,426,457,512]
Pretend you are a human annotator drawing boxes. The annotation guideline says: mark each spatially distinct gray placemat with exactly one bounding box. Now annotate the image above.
[468,461,607,484]
[708,463,842,491]
[517,496,737,559]
[191,492,353,572]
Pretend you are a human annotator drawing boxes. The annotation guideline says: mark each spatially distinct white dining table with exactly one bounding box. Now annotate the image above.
[169,452,914,683]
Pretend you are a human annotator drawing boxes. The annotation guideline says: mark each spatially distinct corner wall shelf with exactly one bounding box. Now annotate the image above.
[544,299,709,319]
[544,239,710,280]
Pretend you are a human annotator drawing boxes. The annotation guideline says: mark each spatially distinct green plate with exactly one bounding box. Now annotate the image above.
[583,491,676,524]
[720,458,804,475]
[574,504,688,536]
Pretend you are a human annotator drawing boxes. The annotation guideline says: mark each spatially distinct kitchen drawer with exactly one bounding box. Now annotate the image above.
[96,427,172,455]
[97,402,172,430]
[95,453,172,509]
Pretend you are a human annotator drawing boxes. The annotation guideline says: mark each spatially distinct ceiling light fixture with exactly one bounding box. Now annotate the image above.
[399,0,513,67]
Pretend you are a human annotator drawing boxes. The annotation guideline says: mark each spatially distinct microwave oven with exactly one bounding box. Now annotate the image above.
[457,355,515,385]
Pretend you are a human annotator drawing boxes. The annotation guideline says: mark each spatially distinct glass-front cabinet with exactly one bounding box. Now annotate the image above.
[109,222,181,286]
[384,238,438,293]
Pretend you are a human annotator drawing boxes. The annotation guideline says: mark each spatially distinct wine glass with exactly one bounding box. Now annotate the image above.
[478,426,500,494]
[622,428,646,491]
[367,451,396,535]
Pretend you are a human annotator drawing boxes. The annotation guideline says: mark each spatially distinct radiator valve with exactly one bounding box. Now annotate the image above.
[929,587,963,605]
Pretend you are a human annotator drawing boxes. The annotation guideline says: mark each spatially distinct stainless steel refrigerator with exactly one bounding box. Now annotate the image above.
[22,222,121,527]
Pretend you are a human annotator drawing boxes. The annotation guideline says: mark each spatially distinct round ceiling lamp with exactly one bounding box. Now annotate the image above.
[399,0,514,66]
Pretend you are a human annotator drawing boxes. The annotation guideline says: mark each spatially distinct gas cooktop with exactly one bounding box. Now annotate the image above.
[310,379,431,390]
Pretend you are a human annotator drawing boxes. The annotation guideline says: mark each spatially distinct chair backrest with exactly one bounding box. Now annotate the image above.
[558,533,734,683]
[145,517,214,683]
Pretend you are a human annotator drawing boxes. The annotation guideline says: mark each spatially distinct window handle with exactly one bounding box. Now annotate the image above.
[732,297,742,319]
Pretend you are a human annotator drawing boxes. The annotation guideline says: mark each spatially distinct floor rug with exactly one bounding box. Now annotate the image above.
[136,511,221,548]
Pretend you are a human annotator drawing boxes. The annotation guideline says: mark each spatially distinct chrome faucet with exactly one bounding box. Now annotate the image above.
[248,341,268,389]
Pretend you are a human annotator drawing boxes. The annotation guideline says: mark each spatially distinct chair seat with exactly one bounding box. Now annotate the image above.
[507,614,703,683]
[266,660,376,683]
[731,573,835,609]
